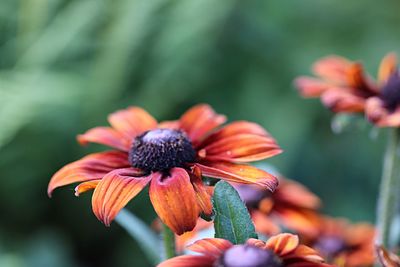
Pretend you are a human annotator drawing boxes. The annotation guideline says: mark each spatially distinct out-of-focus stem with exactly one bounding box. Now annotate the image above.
[376,128,400,248]
[162,223,176,259]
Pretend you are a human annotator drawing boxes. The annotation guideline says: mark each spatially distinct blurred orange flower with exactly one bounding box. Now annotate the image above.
[48,104,281,235]
[309,216,375,267]
[234,176,321,238]
[158,234,331,267]
[295,55,378,113]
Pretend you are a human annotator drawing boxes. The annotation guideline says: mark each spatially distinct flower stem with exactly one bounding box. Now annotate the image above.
[162,223,176,259]
[376,128,400,248]
[115,209,160,265]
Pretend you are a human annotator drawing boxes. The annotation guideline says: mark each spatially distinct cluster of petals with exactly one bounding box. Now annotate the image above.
[158,234,331,267]
[307,216,375,267]
[234,176,322,239]
[295,52,400,127]
[47,104,281,234]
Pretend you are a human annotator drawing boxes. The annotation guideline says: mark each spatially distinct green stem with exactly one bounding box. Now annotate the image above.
[162,223,176,259]
[115,209,160,265]
[376,128,400,248]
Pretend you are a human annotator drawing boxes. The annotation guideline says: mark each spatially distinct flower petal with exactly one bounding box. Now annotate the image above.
[108,106,157,140]
[91,168,151,226]
[294,77,331,98]
[265,233,299,256]
[149,168,200,235]
[274,208,321,238]
[283,245,325,264]
[379,53,398,85]
[77,127,130,151]
[196,162,278,192]
[179,104,226,145]
[251,210,281,236]
[275,178,321,210]
[48,151,130,196]
[75,179,101,196]
[199,134,282,163]
[346,63,378,93]
[376,245,400,267]
[312,56,352,84]
[188,238,232,258]
[190,166,213,216]
[366,97,400,127]
[157,255,215,267]
[321,88,366,113]
[198,121,271,148]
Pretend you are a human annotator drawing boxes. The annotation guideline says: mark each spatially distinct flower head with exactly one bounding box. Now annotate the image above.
[157,234,330,267]
[295,55,378,113]
[310,216,375,267]
[48,104,281,234]
[234,176,321,238]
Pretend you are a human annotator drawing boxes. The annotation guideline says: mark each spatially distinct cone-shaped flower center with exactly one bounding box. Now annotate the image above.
[381,72,400,111]
[129,128,196,172]
[217,245,283,267]
[314,236,346,257]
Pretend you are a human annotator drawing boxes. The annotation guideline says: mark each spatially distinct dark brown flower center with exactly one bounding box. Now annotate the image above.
[129,129,196,172]
[381,72,400,111]
[314,236,346,257]
[215,245,283,267]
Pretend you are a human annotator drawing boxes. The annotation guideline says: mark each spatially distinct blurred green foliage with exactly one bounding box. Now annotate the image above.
[1,0,400,266]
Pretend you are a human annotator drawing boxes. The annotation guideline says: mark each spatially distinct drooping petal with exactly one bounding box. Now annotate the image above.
[189,166,213,216]
[77,127,130,151]
[48,151,130,196]
[312,56,352,84]
[376,245,400,267]
[265,233,299,256]
[179,104,226,145]
[199,134,282,163]
[378,53,398,85]
[196,162,278,192]
[366,97,400,127]
[75,179,101,196]
[188,238,233,259]
[283,245,325,264]
[157,255,215,267]
[275,178,321,209]
[321,88,366,113]
[198,121,271,149]
[346,63,378,93]
[294,77,331,98]
[108,106,157,140]
[251,210,281,236]
[274,208,321,238]
[92,168,151,226]
[149,168,200,235]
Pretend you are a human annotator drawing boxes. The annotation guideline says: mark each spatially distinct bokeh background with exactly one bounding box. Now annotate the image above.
[1,0,399,266]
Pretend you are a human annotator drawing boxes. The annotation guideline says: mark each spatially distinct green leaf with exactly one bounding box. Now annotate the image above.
[212,181,258,244]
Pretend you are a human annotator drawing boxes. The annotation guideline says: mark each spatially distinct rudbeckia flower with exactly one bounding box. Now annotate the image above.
[233,176,321,238]
[310,216,375,267]
[48,104,281,234]
[157,234,330,267]
[295,55,379,113]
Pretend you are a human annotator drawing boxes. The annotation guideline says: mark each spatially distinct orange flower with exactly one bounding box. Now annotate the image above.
[310,216,375,267]
[233,176,321,238]
[48,104,281,235]
[158,234,330,267]
[376,245,400,267]
[295,55,379,113]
